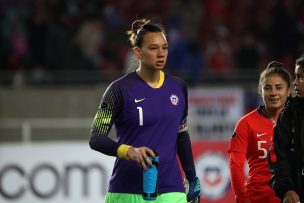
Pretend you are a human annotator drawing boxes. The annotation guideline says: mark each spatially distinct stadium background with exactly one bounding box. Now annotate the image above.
[0,0,303,202]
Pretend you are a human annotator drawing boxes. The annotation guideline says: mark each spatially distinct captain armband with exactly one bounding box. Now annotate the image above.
[117,144,132,159]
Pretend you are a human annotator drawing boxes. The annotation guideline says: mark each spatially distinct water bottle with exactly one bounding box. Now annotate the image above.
[143,153,159,201]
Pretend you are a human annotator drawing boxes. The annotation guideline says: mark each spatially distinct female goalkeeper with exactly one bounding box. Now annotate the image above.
[89,18,200,203]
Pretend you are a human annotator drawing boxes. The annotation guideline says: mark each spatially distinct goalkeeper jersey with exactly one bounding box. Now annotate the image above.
[90,71,188,194]
[228,107,280,203]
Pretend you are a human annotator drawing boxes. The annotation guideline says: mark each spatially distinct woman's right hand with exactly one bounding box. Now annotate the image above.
[127,146,156,170]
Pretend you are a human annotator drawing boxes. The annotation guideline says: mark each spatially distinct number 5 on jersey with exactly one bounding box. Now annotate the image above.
[257,140,267,159]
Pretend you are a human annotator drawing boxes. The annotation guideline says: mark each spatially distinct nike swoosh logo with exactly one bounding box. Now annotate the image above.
[135,98,145,103]
[257,133,267,137]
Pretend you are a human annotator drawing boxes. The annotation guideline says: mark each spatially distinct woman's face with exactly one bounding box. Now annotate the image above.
[293,65,304,98]
[135,32,168,71]
[261,73,290,111]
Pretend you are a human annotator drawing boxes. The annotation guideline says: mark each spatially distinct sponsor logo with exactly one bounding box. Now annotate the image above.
[195,152,230,200]
[0,163,107,200]
[170,94,178,105]
[257,133,267,137]
[135,98,145,103]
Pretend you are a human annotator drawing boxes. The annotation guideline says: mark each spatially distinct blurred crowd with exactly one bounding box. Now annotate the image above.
[1,0,304,85]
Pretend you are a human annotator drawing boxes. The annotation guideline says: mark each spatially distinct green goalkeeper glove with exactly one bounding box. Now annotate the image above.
[185,177,201,203]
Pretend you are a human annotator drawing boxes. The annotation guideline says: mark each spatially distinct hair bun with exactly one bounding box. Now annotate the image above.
[131,19,150,32]
[267,61,284,69]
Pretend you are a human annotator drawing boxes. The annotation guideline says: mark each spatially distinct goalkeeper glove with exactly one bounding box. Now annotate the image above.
[185,177,201,203]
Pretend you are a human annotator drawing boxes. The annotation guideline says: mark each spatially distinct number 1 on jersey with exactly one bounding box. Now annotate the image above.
[137,107,143,126]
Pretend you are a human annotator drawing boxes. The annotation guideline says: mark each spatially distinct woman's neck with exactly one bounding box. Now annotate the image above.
[264,107,283,124]
[136,67,161,88]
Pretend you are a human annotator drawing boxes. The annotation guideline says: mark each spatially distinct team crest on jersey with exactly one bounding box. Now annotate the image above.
[170,94,179,105]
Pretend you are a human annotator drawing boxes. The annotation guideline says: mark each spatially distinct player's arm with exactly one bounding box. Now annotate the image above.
[177,83,200,203]
[177,119,196,180]
[89,83,123,156]
[176,119,200,203]
[229,152,250,203]
[228,119,250,203]
[177,83,197,182]
[89,82,155,169]
[268,101,298,199]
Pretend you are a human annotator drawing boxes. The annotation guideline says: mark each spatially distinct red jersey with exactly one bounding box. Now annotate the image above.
[228,107,280,203]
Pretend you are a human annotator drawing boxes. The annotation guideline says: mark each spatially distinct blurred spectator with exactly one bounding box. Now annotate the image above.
[74,18,104,70]
[268,0,301,72]
[0,1,30,72]
[205,23,234,74]
[45,2,76,71]
[0,0,304,85]
[27,0,50,72]
[235,32,260,70]
[167,0,204,85]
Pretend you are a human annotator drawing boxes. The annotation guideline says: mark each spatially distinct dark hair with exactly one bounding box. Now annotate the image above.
[126,18,166,47]
[296,54,304,68]
[258,61,292,93]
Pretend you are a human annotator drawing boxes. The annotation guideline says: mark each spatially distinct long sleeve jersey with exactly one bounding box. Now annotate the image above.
[228,107,280,203]
[89,71,196,194]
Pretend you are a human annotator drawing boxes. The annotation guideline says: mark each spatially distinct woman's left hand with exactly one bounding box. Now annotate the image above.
[127,146,156,170]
